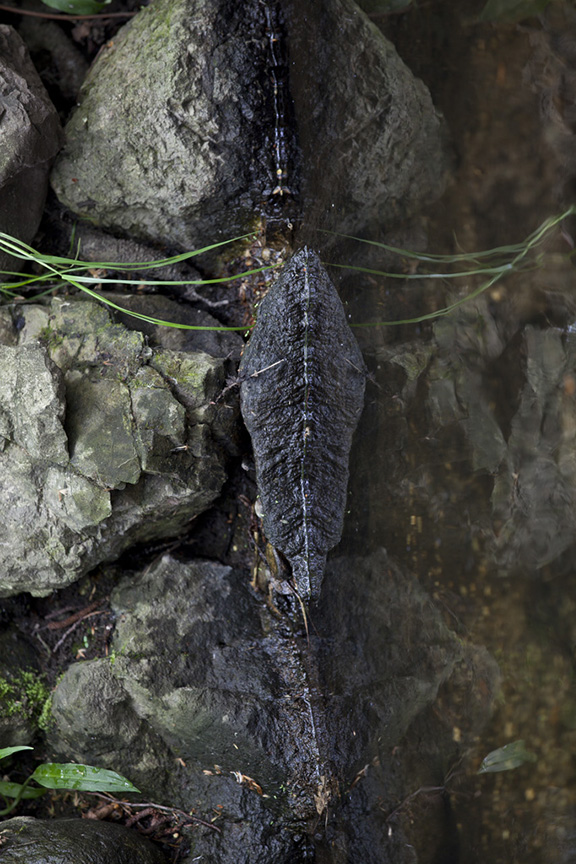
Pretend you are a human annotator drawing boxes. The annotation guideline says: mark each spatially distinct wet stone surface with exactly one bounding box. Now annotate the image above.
[0,26,63,272]
[4,0,566,861]
[50,0,286,251]
[0,817,167,863]
[45,549,499,863]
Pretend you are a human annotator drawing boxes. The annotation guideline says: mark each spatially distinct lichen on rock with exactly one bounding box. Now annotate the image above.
[0,298,234,598]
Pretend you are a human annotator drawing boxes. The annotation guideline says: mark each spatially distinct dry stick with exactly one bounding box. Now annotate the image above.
[87,792,222,833]
[51,610,106,653]
[46,599,104,630]
[0,4,137,19]
[383,785,446,824]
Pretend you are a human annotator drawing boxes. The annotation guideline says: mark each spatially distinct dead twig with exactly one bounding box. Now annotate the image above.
[51,611,106,654]
[46,600,104,630]
[84,792,222,833]
[382,784,446,824]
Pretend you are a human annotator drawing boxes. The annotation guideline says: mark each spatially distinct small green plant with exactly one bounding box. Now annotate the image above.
[0,672,50,726]
[37,696,53,733]
[0,745,139,817]
[0,231,270,331]
[477,739,537,774]
[1,207,573,332]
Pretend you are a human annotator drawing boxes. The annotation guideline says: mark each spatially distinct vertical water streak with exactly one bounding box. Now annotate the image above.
[299,248,312,579]
[262,1,294,199]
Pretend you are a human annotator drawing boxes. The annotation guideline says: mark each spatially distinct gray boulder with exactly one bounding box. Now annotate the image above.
[49,556,318,803]
[51,0,447,252]
[47,550,498,863]
[51,0,272,251]
[0,817,166,864]
[103,292,244,361]
[0,298,234,597]
[286,0,448,237]
[425,301,576,575]
[0,26,63,272]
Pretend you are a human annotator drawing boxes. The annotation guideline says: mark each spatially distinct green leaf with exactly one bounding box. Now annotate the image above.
[41,0,113,13]
[477,740,537,774]
[0,746,33,761]
[479,0,551,22]
[0,780,46,800]
[31,763,140,793]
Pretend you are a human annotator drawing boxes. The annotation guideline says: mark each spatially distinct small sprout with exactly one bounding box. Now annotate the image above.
[477,740,537,774]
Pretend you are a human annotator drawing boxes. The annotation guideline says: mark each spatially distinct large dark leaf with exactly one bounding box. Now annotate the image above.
[240,247,366,600]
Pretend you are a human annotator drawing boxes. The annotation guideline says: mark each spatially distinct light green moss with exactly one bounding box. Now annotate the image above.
[0,671,51,727]
[38,695,53,732]
[39,325,64,349]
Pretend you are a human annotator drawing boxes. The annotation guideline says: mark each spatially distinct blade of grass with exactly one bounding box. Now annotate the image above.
[0,232,272,330]
[337,208,572,327]
[59,279,249,330]
[321,206,575,265]
[0,231,258,269]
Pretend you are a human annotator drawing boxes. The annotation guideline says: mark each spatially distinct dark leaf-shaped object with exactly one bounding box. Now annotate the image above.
[239,247,366,600]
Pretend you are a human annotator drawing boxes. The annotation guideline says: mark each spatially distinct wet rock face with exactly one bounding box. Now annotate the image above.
[50,0,447,250]
[46,550,498,864]
[0,817,166,864]
[51,0,277,250]
[50,556,324,811]
[0,298,234,598]
[0,26,63,272]
[431,307,576,575]
[239,248,366,600]
[285,0,448,237]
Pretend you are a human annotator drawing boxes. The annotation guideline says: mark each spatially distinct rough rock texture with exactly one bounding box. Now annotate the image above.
[0,26,63,271]
[17,18,89,105]
[47,550,499,864]
[432,303,576,575]
[0,817,166,864]
[359,293,576,582]
[104,292,244,361]
[51,0,273,250]
[49,556,324,808]
[239,248,366,599]
[286,0,449,238]
[0,298,235,597]
[51,0,447,251]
